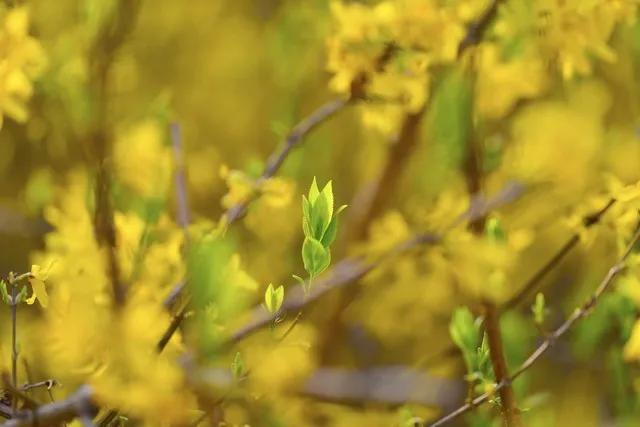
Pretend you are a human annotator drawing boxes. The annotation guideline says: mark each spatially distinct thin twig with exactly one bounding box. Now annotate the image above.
[0,385,95,427]
[457,0,504,57]
[503,197,616,310]
[88,0,141,308]
[428,224,640,427]
[171,123,191,237]
[277,311,303,342]
[224,98,348,225]
[10,285,17,416]
[157,303,189,353]
[419,197,617,368]
[21,380,59,393]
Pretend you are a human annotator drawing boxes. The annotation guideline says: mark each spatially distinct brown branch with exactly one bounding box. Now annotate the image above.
[502,198,616,311]
[302,366,463,409]
[428,224,640,427]
[88,0,141,308]
[457,0,504,57]
[482,302,520,426]
[171,123,191,237]
[420,197,617,368]
[224,98,349,225]
[0,385,96,427]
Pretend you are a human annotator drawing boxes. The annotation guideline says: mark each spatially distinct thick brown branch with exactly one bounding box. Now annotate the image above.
[483,302,521,426]
[0,385,96,427]
[429,225,640,427]
[88,0,141,308]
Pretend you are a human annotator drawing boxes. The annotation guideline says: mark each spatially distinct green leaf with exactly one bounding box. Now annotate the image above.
[320,204,347,247]
[485,216,506,243]
[321,180,334,221]
[302,195,312,238]
[292,274,306,288]
[187,234,245,357]
[449,306,480,372]
[264,283,285,314]
[308,176,320,204]
[532,292,546,326]
[0,281,9,305]
[311,190,331,239]
[320,215,338,248]
[231,352,245,381]
[16,285,28,305]
[302,237,331,277]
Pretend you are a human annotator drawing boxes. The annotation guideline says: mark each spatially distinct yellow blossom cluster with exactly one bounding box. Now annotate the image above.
[0,6,45,128]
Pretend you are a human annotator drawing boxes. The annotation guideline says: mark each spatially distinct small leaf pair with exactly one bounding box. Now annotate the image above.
[301,178,346,280]
[264,283,284,315]
[450,306,491,381]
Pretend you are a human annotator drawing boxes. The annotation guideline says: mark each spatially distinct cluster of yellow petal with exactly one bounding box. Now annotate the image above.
[328,0,639,129]
[31,170,195,424]
[501,80,610,197]
[327,0,465,134]
[220,165,294,209]
[113,119,172,198]
[0,6,46,128]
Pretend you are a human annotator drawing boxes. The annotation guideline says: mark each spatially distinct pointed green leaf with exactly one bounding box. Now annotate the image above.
[321,204,348,247]
[321,215,339,247]
[335,204,348,216]
[308,176,320,204]
[302,237,331,277]
[0,281,9,305]
[292,274,306,288]
[321,180,334,221]
[264,283,284,314]
[532,292,546,325]
[302,195,312,238]
[311,191,331,239]
[449,306,480,372]
[231,352,245,380]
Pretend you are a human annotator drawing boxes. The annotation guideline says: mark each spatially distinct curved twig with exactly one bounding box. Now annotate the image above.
[428,224,640,427]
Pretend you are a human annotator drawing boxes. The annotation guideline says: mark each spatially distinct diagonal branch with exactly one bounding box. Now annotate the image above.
[0,385,95,427]
[419,196,617,370]
[224,98,349,225]
[428,224,640,427]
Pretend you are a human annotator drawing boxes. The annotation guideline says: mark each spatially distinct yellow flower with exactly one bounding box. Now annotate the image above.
[260,177,294,208]
[26,263,50,307]
[0,6,46,127]
[624,319,640,361]
[475,43,548,119]
[113,120,172,197]
[219,165,255,209]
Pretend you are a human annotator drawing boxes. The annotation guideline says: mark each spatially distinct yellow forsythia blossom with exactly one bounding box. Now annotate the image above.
[114,119,172,197]
[0,6,46,127]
